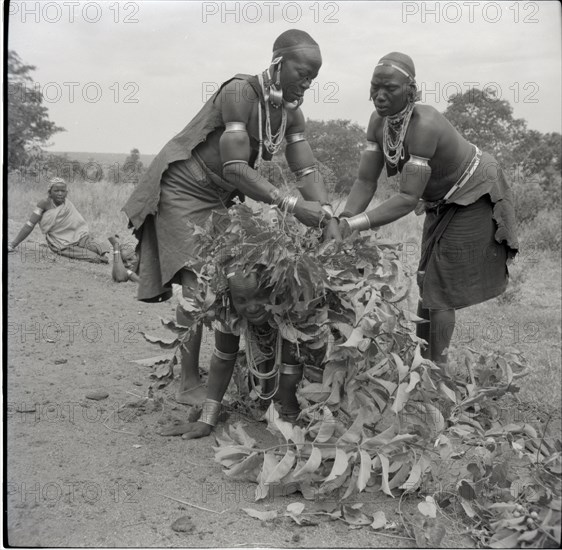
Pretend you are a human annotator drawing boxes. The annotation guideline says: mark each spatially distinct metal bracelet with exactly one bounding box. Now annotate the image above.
[199,399,222,426]
[280,195,299,213]
[223,160,249,169]
[285,132,305,145]
[346,212,371,232]
[26,221,35,228]
[294,166,316,180]
[224,122,247,133]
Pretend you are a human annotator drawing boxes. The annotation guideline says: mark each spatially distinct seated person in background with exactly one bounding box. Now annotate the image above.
[8,177,138,281]
[159,267,326,439]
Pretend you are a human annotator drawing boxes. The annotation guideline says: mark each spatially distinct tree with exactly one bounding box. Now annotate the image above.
[443,88,528,169]
[306,119,366,193]
[7,50,65,170]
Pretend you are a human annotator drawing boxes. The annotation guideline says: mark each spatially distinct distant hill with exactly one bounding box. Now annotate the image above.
[49,151,156,166]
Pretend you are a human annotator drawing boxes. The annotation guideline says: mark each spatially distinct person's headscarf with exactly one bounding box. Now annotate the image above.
[47,177,67,192]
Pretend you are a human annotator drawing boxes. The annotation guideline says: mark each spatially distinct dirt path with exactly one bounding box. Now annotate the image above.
[6,240,472,548]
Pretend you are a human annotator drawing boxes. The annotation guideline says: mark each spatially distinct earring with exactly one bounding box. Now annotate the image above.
[268,56,283,108]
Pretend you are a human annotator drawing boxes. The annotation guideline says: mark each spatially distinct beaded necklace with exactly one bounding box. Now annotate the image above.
[256,71,287,169]
[244,323,282,400]
[382,101,415,169]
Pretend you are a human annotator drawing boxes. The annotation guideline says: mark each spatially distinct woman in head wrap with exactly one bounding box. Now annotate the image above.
[123,29,340,407]
[8,177,138,278]
[339,52,518,369]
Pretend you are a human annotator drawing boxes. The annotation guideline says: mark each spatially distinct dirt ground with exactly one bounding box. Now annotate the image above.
[5,239,473,548]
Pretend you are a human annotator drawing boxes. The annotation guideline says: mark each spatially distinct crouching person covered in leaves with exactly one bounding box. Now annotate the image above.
[159,264,326,439]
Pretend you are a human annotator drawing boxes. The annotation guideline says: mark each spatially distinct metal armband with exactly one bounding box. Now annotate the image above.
[285,132,306,145]
[294,165,317,180]
[279,363,303,375]
[365,140,382,152]
[223,122,247,133]
[26,221,35,228]
[33,207,44,216]
[213,348,238,361]
[407,154,430,168]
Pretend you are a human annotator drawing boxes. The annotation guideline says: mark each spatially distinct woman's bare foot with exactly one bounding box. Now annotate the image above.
[109,236,132,282]
[158,421,195,437]
[175,384,207,406]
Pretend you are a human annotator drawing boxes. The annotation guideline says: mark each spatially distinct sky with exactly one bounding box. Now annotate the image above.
[6,0,562,155]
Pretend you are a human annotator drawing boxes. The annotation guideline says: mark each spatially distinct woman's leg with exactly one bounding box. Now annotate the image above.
[175,269,206,406]
[429,308,455,367]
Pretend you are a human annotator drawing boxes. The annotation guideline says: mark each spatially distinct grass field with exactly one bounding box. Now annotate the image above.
[7,170,561,422]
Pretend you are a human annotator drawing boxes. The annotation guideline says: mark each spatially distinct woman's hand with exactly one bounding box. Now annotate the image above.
[339,218,355,239]
[292,198,324,227]
[323,218,342,241]
[181,421,213,440]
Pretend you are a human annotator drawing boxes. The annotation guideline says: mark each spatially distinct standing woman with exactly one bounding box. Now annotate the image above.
[340,52,518,368]
[123,30,340,407]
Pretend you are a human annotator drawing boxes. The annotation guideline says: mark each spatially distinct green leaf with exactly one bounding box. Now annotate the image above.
[228,422,257,448]
[370,510,386,530]
[314,407,336,443]
[439,382,457,403]
[357,449,372,492]
[224,452,262,480]
[337,408,367,444]
[405,371,421,393]
[392,352,409,382]
[293,446,322,480]
[324,448,349,482]
[339,326,369,349]
[264,403,295,442]
[242,508,278,521]
[399,455,431,493]
[299,383,331,403]
[418,496,437,518]
[265,449,296,483]
[286,502,305,515]
[255,452,279,501]
[424,402,445,433]
[391,383,409,414]
[378,453,394,497]
[140,332,179,348]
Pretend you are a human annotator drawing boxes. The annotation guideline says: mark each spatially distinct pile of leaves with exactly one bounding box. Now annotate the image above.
[142,204,561,548]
